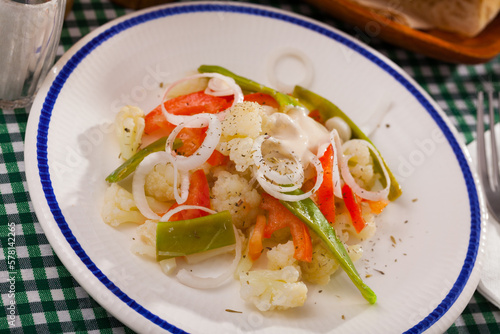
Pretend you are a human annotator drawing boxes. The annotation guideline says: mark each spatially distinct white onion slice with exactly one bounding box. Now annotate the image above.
[132,151,170,220]
[159,258,177,275]
[254,170,303,194]
[165,114,221,172]
[185,244,236,265]
[256,151,324,202]
[336,136,391,201]
[205,76,235,97]
[176,226,242,289]
[160,73,243,126]
[172,170,190,205]
[160,205,217,222]
[252,135,305,187]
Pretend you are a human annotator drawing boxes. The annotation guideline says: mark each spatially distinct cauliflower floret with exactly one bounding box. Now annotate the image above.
[356,207,377,241]
[343,140,376,189]
[300,242,339,285]
[211,171,261,229]
[267,241,297,270]
[216,102,267,171]
[115,105,145,160]
[335,209,376,242]
[330,211,351,243]
[130,220,157,258]
[300,241,364,285]
[101,183,146,227]
[347,244,364,263]
[144,162,178,202]
[218,137,254,172]
[240,265,307,311]
[220,102,263,140]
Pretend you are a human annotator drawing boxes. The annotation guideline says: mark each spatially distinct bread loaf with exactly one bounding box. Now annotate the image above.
[353,0,500,36]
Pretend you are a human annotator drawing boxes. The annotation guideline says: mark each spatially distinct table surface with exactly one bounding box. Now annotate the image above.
[1,0,499,333]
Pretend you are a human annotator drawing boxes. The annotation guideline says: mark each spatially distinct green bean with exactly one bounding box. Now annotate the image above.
[281,190,376,304]
[156,211,235,261]
[105,136,186,183]
[105,136,168,183]
[198,65,301,109]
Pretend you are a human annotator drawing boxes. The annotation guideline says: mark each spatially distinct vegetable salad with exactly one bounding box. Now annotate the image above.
[101,65,401,311]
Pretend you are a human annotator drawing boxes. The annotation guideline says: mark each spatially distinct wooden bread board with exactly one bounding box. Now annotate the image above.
[305,0,500,64]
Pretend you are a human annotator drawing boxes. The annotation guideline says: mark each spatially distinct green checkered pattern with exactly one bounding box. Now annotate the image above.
[1,0,499,332]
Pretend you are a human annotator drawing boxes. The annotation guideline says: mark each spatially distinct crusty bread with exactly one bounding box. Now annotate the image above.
[400,0,500,36]
[353,0,500,36]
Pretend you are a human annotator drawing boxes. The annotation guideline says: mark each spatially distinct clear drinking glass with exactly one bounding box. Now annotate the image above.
[0,0,66,109]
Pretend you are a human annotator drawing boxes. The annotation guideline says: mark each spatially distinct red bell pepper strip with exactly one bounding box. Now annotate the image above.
[248,215,267,261]
[144,109,175,135]
[244,93,280,109]
[287,217,313,263]
[166,169,211,221]
[365,199,389,215]
[259,193,313,262]
[173,127,208,157]
[342,184,366,233]
[308,109,323,123]
[206,149,229,166]
[144,90,232,134]
[316,144,336,225]
[260,194,289,238]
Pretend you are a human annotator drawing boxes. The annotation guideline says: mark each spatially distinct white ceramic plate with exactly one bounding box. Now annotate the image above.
[25,2,485,333]
[467,124,500,309]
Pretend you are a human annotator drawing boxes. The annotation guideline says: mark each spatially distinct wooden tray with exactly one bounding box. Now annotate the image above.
[305,0,500,64]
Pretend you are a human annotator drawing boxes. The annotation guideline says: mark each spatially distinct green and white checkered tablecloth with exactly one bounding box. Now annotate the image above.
[1,0,499,332]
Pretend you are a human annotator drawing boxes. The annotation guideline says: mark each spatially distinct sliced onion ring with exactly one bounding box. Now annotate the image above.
[252,135,305,187]
[176,225,242,289]
[166,114,221,172]
[205,76,235,97]
[185,244,236,265]
[172,169,190,205]
[334,134,391,201]
[132,151,170,220]
[160,205,217,222]
[252,134,323,202]
[256,151,324,202]
[254,171,303,194]
[161,73,244,126]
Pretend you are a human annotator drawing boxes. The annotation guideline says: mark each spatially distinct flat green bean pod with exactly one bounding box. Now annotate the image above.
[198,65,301,109]
[156,210,236,261]
[281,190,376,304]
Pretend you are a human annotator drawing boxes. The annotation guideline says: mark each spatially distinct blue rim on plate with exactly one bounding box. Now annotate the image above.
[35,3,481,333]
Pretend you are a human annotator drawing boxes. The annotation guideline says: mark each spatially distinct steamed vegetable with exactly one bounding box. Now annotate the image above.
[292,85,402,201]
[144,90,232,134]
[281,189,377,304]
[105,136,168,183]
[342,184,367,233]
[198,65,301,108]
[156,210,235,261]
[114,105,145,160]
[259,193,313,263]
[315,144,337,225]
[102,66,403,310]
[163,169,211,221]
